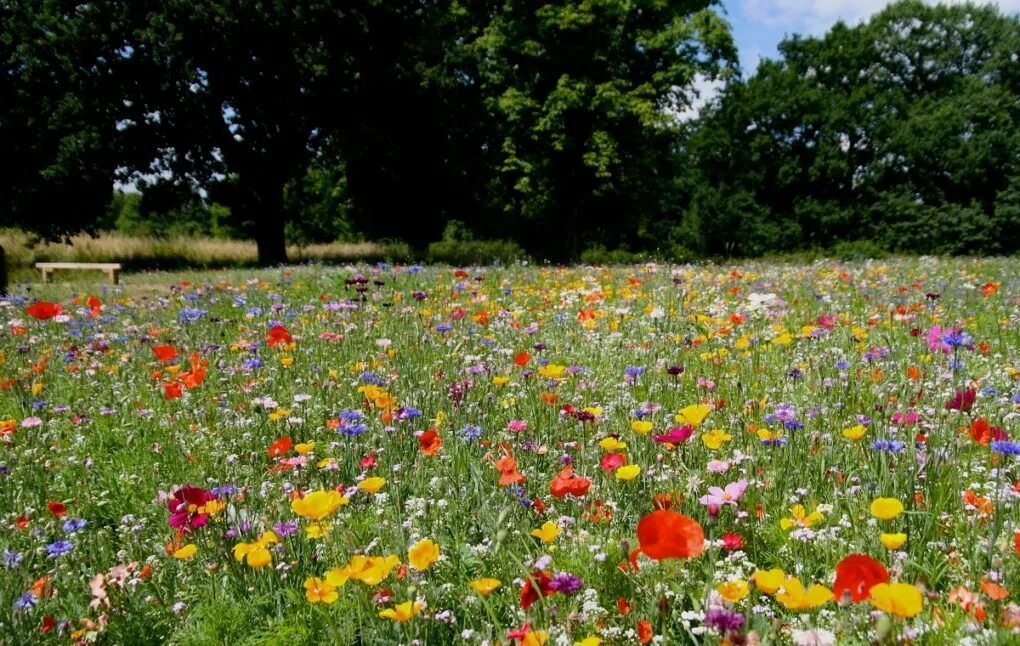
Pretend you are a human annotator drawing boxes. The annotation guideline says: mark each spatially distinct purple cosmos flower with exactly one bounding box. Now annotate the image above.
[699,480,748,510]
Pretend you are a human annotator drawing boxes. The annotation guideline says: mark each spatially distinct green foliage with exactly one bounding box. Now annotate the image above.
[426,221,528,265]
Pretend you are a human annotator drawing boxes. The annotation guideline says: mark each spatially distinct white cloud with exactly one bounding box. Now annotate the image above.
[668,74,725,123]
[740,0,1020,36]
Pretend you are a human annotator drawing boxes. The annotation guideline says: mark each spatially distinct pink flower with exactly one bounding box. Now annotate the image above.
[925,326,951,353]
[166,486,215,532]
[706,460,731,474]
[698,480,747,514]
[506,420,528,432]
[891,410,921,426]
[653,426,694,444]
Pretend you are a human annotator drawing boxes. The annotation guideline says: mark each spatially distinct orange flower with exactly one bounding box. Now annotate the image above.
[629,510,704,571]
[963,490,993,514]
[637,620,653,644]
[514,352,532,367]
[980,580,1008,601]
[549,466,590,499]
[152,345,178,363]
[418,429,442,456]
[496,444,525,486]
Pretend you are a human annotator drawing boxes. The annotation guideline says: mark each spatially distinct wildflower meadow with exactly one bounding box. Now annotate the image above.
[1,258,1019,645]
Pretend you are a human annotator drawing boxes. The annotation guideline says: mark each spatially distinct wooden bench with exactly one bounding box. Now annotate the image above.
[36,262,122,284]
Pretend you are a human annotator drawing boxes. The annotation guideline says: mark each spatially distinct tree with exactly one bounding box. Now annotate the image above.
[472,0,736,259]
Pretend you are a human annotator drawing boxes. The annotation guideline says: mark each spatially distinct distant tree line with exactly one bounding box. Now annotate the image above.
[2,1,1018,266]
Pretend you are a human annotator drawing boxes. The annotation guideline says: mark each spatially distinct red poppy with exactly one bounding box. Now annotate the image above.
[652,493,676,510]
[26,301,63,320]
[162,382,183,399]
[520,570,554,610]
[268,436,293,457]
[41,615,55,633]
[178,353,207,389]
[152,345,178,363]
[86,296,102,317]
[454,269,469,279]
[47,501,66,517]
[637,620,653,644]
[616,597,631,615]
[833,554,889,603]
[267,325,293,348]
[514,352,532,367]
[360,454,377,469]
[629,510,704,571]
[549,466,591,499]
[418,429,442,456]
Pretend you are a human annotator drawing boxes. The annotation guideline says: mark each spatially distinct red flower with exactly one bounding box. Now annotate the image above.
[520,571,554,610]
[599,452,627,471]
[268,436,293,457]
[267,325,293,348]
[549,465,591,499]
[637,620,653,644]
[514,352,532,367]
[721,533,745,550]
[833,554,889,603]
[47,501,66,517]
[418,429,442,456]
[162,382,183,399]
[629,510,704,571]
[360,454,377,469]
[152,345,178,363]
[26,301,63,320]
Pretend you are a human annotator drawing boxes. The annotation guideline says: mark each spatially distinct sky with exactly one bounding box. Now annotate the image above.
[726,0,1020,73]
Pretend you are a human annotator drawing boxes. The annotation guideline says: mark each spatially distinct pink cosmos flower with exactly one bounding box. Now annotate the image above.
[653,426,694,444]
[166,486,215,532]
[699,480,747,514]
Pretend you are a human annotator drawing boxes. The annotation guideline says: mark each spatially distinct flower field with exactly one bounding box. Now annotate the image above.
[1,258,1019,645]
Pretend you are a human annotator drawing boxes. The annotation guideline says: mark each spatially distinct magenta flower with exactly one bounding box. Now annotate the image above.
[925,326,951,353]
[167,485,215,532]
[652,426,694,444]
[699,480,747,514]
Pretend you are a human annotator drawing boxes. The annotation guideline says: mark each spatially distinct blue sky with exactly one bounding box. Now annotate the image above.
[724,0,1020,74]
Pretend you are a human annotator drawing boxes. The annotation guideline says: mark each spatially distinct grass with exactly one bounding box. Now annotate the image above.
[0,258,1018,644]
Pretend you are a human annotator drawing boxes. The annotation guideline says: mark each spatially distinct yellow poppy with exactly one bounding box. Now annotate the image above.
[408,538,440,571]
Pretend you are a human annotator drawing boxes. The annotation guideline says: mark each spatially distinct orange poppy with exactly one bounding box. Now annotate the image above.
[267,325,293,348]
[637,620,653,644]
[25,301,63,320]
[496,444,525,486]
[163,382,183,399]
[628,510,704,571]
[981,580,1008,601]
[968,418,992,445]
[152,345,178,363]
[418,429,442,456]
[549,466,591,499]
[514,352,532,367]
[833,554,889,603]
[964,490,993,514]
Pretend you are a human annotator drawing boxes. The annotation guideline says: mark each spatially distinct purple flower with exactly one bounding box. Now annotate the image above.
[4,550,23,568]
[273,520,300,538]
[699,480,747,510]
[704,608,745,633]
[45,540,74,557]
[13,592,36,610]
[548,572,583,594]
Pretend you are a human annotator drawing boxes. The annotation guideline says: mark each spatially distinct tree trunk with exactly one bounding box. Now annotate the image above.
[0,245,7,295]
[242,171,289,266]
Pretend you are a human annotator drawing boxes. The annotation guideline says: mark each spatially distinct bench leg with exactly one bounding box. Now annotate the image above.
[41,269,50,283]
[109,269,120,285]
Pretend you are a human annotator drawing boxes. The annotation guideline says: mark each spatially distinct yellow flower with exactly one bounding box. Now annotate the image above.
[522,630,549,646]
[701,429,732,450]
[469,578,501,596]
[305,522,330,539]
[615,464,641,480]
[630,420,653,435]
[232,531,279,568]
[574,638,601,646]
[173,544,197,560]
[344,555,401,586]
[871,497,904,520]
[531,521,561,543]
[408,538,440,571]
[780,504,825,530]
[316,457,336,469]
[268,409,291,421]
[717,579,750,603]
[775,577,834,610]
[304,577,338,604]
[756,428,783,443]
[842,425,867,440]
[599,437,627,451]
[358,477,386,494]
[869,583,923,617]
[538,364,566,379]
[492,376,510,386]
[675,404,711,427]
[291,490,348,520]
[752,568,786,594]
[880,533,907,550]
[280,356,294,367]
[294,442,315,455]
[378,600,424,622]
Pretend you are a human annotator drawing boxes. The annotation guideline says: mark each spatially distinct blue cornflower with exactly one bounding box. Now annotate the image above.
[835,360,850,370]
[434,323,452,333]
[359,371,384,386]
[242,358,263,371]
[871,439,905,453]
[459,425,483,442]
[339,410,363,422]
[62,519,88,533]
[13,592,36,609]
[338,423,368,438]
[991,441,1020,456]
[45,540,74,557]
[177,308,208,323]
[624,366,645,377]
[3,550,23,568]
